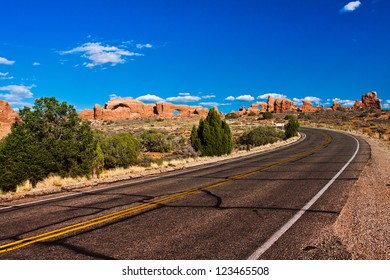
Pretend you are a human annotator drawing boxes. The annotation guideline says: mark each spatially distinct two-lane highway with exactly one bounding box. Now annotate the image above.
[0,127,370,259]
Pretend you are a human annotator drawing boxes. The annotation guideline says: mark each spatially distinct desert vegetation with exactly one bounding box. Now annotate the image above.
[3,96,389,195]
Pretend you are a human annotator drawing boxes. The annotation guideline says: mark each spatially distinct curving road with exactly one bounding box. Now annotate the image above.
[0,127,370,259]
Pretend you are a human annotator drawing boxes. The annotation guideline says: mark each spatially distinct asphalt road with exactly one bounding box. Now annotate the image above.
[0,127,370,259]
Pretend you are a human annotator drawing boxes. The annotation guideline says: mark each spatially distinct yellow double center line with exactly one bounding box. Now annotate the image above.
[0,133,331,255]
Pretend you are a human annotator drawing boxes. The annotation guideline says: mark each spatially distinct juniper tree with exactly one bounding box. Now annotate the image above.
[190,108,233,156]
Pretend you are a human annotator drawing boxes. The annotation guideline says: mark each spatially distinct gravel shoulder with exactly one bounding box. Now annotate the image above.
[306,133,390,260]
[333,135,390,259]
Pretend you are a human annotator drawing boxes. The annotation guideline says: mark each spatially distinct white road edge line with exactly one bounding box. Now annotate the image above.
[247,134,360,260]
[0,133,306,211]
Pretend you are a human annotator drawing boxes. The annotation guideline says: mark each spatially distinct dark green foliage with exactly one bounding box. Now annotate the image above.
[285,115,297,121]
[0,97,96,193]
[262,112,274,119]
[140,129,173,152]
[190,108,233,156]
[225,112,239,119]
[247,111,257,117]
[284,118,300,139]
[92,144,105,178]
[100,132,140,168]
[238,126,285,150]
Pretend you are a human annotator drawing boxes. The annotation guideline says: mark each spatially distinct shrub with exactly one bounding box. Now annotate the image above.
[247,111,257,117]
[285,118,300,139]
[0,97,96,193]
[225,112,239,119]
[140,129,173,152]
[263,112,274,119]
[238,126,284,150]
[191,108,233,156]
[100,132,140,168]
[285,115,297,121]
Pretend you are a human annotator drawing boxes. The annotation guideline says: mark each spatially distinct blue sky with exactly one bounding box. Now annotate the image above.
[0,0,389,112]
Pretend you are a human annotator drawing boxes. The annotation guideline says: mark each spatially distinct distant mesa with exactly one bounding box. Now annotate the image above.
[79,97,209,121]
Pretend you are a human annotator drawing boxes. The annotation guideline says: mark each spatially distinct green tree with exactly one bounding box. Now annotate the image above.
[284,118,300,139]
[190,108,233,156]
[100,133,140,168]
[140,129,173,152]
[0,97,96,193]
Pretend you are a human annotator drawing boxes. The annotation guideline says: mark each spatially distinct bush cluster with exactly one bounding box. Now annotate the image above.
[0,97,96,192]
[100,133,140,169]
[238,126,284,150]
[140,129,173,153]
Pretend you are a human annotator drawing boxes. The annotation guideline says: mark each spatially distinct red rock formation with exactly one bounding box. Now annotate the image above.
[79,98,209,120]
[300,99,317,112]
[330,101,341,111]
[267,95,275,112]
[248,102,267,114]
[0,100,19,138]
[352,91,382,110]
[274,98,298,113]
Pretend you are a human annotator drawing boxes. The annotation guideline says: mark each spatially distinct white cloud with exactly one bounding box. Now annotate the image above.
[304,96,322,104]
[0,56,15,65]
[136,43,152,49]
[293,96,322,105]
[136,94,164,103]
[109,93,122,99]
[236,95,255,102]
[257,93,287,100]
[225,96,235,101]
[383,100,390,109]
[60,42,143,68]
[0,72,14,80]
[333,98,355,107]
[166,95,201,103]
[201,95,216,99]
[178,92,191,96]
[0,85,35,108]
[199,102,220,107]
[293,98,304,105]
[32,62,41,66]
[340,1,362,13]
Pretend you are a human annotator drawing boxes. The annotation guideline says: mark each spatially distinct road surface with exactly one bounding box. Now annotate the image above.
[0,127,370,259]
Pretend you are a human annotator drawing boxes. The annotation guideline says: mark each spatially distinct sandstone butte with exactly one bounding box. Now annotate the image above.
[236,91,382,115]
[79,98,209,121]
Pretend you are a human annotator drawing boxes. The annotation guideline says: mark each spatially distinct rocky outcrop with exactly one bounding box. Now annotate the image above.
[330,101,341,111]
[79,98,209,121]
[238,91,382,116]
[300,99,316,112]
[0,100,19,138]
[267,96,275,112]
[352,91,381,110]
[247,102,268,114]
[274,98,298,113]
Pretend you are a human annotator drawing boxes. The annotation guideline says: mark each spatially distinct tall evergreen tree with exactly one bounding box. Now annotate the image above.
[190,108,233,156]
